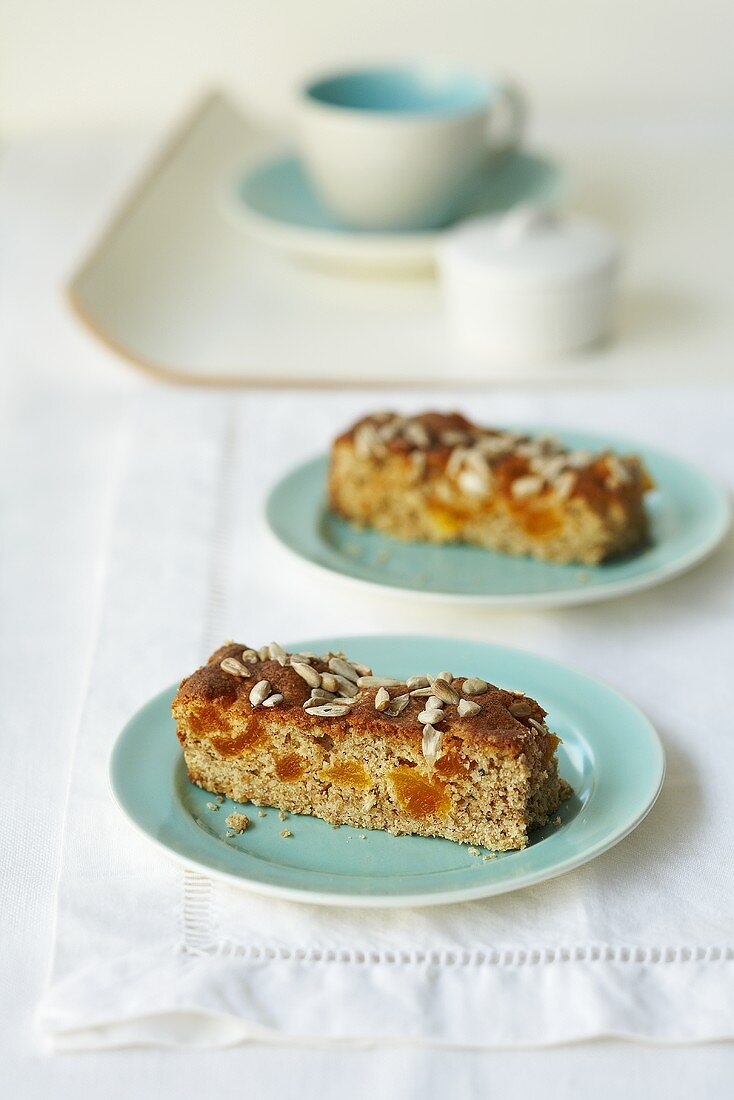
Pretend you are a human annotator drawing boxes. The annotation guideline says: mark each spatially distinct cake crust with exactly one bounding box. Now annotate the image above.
[173,642,570,851]
[328,411,652,565]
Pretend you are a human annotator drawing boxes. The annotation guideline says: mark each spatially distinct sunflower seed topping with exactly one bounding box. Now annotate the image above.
[421,724,443,766]
[352,662,373,677]
[357,676,402,688]
[437,671,453,684]
[553,471,577,501]
[241,649,259,663]
[306,704,350,717]
[529,717,548,735]
[458,698,481,718]
[418,708,444,725]
[509,699,533,718]
[258,645,270,661]
[462,677,488,695]
[334,675,360,698]
[431,678,460,705]
[410,686,434,697]
[426,695,444,711]
[329,657,360,683]
[268,641,286,660]
[292,661,321,688]
[406,674,430,690]
[511,475,544,499]
[220,657,252,677]
[386,693,410,717]
[249,680,271,706]
[374,687,390,712]
[262,693,284,708]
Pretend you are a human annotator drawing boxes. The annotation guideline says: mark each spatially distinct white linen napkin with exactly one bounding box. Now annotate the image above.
[39,387,734,1050]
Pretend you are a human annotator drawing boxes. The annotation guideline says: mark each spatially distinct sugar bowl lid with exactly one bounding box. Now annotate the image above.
[440,207,620,289]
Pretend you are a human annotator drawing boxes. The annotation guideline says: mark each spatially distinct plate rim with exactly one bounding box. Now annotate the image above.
[264,430,731,609]
[109,633,666,908]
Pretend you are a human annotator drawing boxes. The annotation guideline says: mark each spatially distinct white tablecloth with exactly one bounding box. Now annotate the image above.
[2,130,734,1094]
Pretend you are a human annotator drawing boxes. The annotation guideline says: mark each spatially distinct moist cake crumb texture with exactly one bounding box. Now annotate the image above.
[172,641,571,852]
[328,411,653,565]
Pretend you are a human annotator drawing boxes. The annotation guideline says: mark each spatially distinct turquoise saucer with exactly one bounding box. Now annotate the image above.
[110,634,664,908]
[265,428,729,607]
[227,151,565,272]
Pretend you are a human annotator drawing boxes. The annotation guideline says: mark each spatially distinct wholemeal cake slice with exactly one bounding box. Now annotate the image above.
[328,411,652,565]
[172,641,571,851]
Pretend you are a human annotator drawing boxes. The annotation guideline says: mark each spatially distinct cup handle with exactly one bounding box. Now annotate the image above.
[486,79,527,156]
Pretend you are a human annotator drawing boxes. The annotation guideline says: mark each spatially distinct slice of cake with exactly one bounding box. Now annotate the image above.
[328,411,652,565]
[172,642,570,851]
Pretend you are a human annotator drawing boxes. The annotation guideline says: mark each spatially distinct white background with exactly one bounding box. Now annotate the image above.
[3,0,734,135]
[2,1,734,1095]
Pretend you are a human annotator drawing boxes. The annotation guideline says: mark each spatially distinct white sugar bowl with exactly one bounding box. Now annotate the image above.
[438,208,620,360]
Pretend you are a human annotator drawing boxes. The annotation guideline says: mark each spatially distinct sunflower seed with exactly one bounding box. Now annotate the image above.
[357,676,402,688]
[268,641,286,660]
[410,451,427,479]
[289,652,313,664]
[457,468,490,497]
[463,677,488,695]
[386,693,410,717]
[410,687,434,697]
[458,699,481,718]
[306,704,350,717]
[249,680,271,706]
[241,649,259,663]
[418,708,444,725]
[329,657,360,683]
[334,675,359,698]
[354,422,387,459]
[446,446,470,479]
[406,674,430,690]
[262,693,284,708]
[426,695,444,711]
[319,672,339,693]
[511,475,544,499]
[374,687,390,712]
[529,718,548,735]
[509,699,532,718]
[292,661,321,688]
[421,724,443,766]
[332,696,357,706]
[404,421,430,449]
[220,657,252,677]
[310,687,336,701]
[553,471,577,501]
[258,645,270,661]
[437,671,453,684]
[352,662,373,677]
[565,450,592,469]
[431,678,460,705]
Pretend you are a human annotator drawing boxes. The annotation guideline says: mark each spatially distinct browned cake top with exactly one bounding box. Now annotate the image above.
[174,641,554,760]
[335,410,652,507]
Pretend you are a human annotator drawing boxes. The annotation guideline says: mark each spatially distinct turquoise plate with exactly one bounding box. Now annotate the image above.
[265,429,729,608]
[110,635,664,908]
[226,151,565,272]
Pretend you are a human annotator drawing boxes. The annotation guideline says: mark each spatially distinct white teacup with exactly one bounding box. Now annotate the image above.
[296,64,526,231]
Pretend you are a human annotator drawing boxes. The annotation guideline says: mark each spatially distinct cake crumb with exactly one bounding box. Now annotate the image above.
[278,810,287,821]
[258,810,267,818]
[482,852,497,861]
[554,815,562,827]
[215,795,225,804]
[280,829,293,838]
[225,812,250,833]
[468,846,481,856]
[225,830,235,838]
[206,802,219,812]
